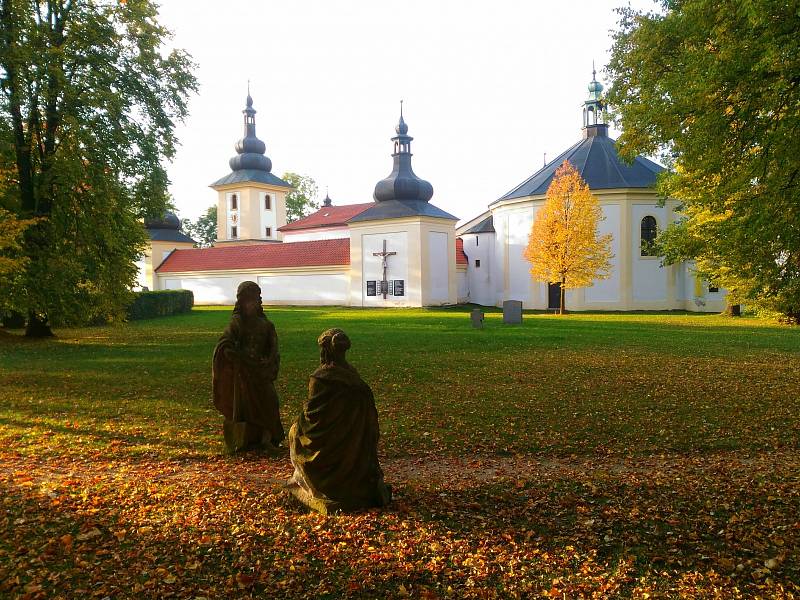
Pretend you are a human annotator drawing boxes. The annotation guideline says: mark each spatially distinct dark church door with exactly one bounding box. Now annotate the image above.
[548,282,561,310]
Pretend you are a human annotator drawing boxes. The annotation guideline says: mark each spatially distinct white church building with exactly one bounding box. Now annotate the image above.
[148,75,725,312]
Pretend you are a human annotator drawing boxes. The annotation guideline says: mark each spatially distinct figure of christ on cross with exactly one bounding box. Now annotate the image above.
[372,239,397,299]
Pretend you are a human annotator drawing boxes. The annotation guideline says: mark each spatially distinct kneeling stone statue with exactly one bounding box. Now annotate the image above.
[286,328,391,513]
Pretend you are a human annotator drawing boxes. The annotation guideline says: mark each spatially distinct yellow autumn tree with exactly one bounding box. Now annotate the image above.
[524,161,613,314]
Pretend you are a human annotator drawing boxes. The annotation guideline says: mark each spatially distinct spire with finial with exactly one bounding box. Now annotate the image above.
[229,86,272,173]
[582,63,607,136]
[373,102,434,203]
[323,187,332,207]
[396,99,408,135]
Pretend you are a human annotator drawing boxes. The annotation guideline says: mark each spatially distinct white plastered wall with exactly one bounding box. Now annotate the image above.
[281,227,350,242]
[348,216,457,307]
[478,189,725,312]
[460,232,496,307]
[158,267,350,306]
[427,231,449,303]
[359,231,410,308]
[456,267,469,303]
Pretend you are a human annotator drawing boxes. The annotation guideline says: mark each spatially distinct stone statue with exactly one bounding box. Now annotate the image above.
[285,328,391,513]
[212,281,284,452]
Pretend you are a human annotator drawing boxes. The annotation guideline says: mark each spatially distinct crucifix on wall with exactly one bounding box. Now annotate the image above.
[372,239,396,299]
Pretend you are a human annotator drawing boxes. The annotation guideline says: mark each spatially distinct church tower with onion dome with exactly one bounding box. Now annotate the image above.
[347,104,460,307]
[210,91,293,245]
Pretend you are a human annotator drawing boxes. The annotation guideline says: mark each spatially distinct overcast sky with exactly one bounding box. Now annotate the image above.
[157,0,658,224]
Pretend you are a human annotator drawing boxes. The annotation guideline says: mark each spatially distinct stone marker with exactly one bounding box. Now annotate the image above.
[503,300,523,324]
[212,281,285,453]
[470,308,484,328]
[285,328,392,514]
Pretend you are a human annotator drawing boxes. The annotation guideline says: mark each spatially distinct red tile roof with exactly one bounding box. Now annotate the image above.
[278,203,373,232]
[156,239,350,273]
[456,238,468,265]
[157,235,467,273]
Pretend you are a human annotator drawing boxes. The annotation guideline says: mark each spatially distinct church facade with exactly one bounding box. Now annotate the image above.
[146,75,726,312]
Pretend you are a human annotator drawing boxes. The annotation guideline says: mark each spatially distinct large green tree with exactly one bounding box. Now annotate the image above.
[606,0,800,322]
[0,0,196,335]
[281,172,318,223]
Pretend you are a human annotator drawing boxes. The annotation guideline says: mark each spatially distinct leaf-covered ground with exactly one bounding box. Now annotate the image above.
[1,307,799,598]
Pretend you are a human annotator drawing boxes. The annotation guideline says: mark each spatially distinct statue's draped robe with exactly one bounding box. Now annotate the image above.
[287,364,391,512]
[212,314,285,447]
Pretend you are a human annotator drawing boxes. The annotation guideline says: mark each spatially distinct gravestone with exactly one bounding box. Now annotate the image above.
[470,308,484,328]
[502,300,523,324]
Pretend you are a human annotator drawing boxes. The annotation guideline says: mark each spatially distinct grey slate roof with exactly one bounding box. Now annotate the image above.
[495,127,664,203]
[210,169,292,188]
[348,199,458,223]
[462,215,495,234]
[147,228,195,244]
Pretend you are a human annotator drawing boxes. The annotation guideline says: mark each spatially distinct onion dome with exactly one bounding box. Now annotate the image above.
[587,65,604,99]
[228,93,272,173]
[373,104,433,203]
[144,211,181,230]
[323,192,333,207]
[395,113,408,135]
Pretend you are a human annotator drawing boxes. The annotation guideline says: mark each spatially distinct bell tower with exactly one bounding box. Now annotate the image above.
[209,88,293,245]
[582,64,608,138]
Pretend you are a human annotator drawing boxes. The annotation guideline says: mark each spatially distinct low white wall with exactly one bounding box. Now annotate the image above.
[258,273,348,305]
[162,276,238,305]
[158,270,350,306]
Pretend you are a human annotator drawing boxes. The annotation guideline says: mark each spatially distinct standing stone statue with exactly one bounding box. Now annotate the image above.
[212,281,285,452]
[285,328,391,513]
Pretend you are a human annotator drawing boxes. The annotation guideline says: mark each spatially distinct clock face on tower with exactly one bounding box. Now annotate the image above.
[230,212,239,225]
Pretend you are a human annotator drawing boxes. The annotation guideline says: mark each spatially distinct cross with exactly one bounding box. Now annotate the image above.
[372,239,396,299]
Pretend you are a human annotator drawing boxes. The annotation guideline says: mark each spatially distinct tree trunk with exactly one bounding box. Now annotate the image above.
[25,312,54,338]
[559,278,566,315]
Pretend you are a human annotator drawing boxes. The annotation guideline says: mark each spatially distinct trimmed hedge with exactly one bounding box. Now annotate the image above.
[127,290,194,320]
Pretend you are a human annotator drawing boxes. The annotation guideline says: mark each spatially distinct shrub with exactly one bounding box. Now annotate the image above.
[127,290,194,320]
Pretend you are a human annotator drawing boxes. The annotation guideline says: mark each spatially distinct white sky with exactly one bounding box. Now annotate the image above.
[157,0,658,224]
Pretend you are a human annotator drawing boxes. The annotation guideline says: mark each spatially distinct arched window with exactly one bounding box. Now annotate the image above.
[640,216,658,256]
[230,194,238,210]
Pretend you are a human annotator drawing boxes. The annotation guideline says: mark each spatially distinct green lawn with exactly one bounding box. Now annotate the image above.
[1,307,799,598]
